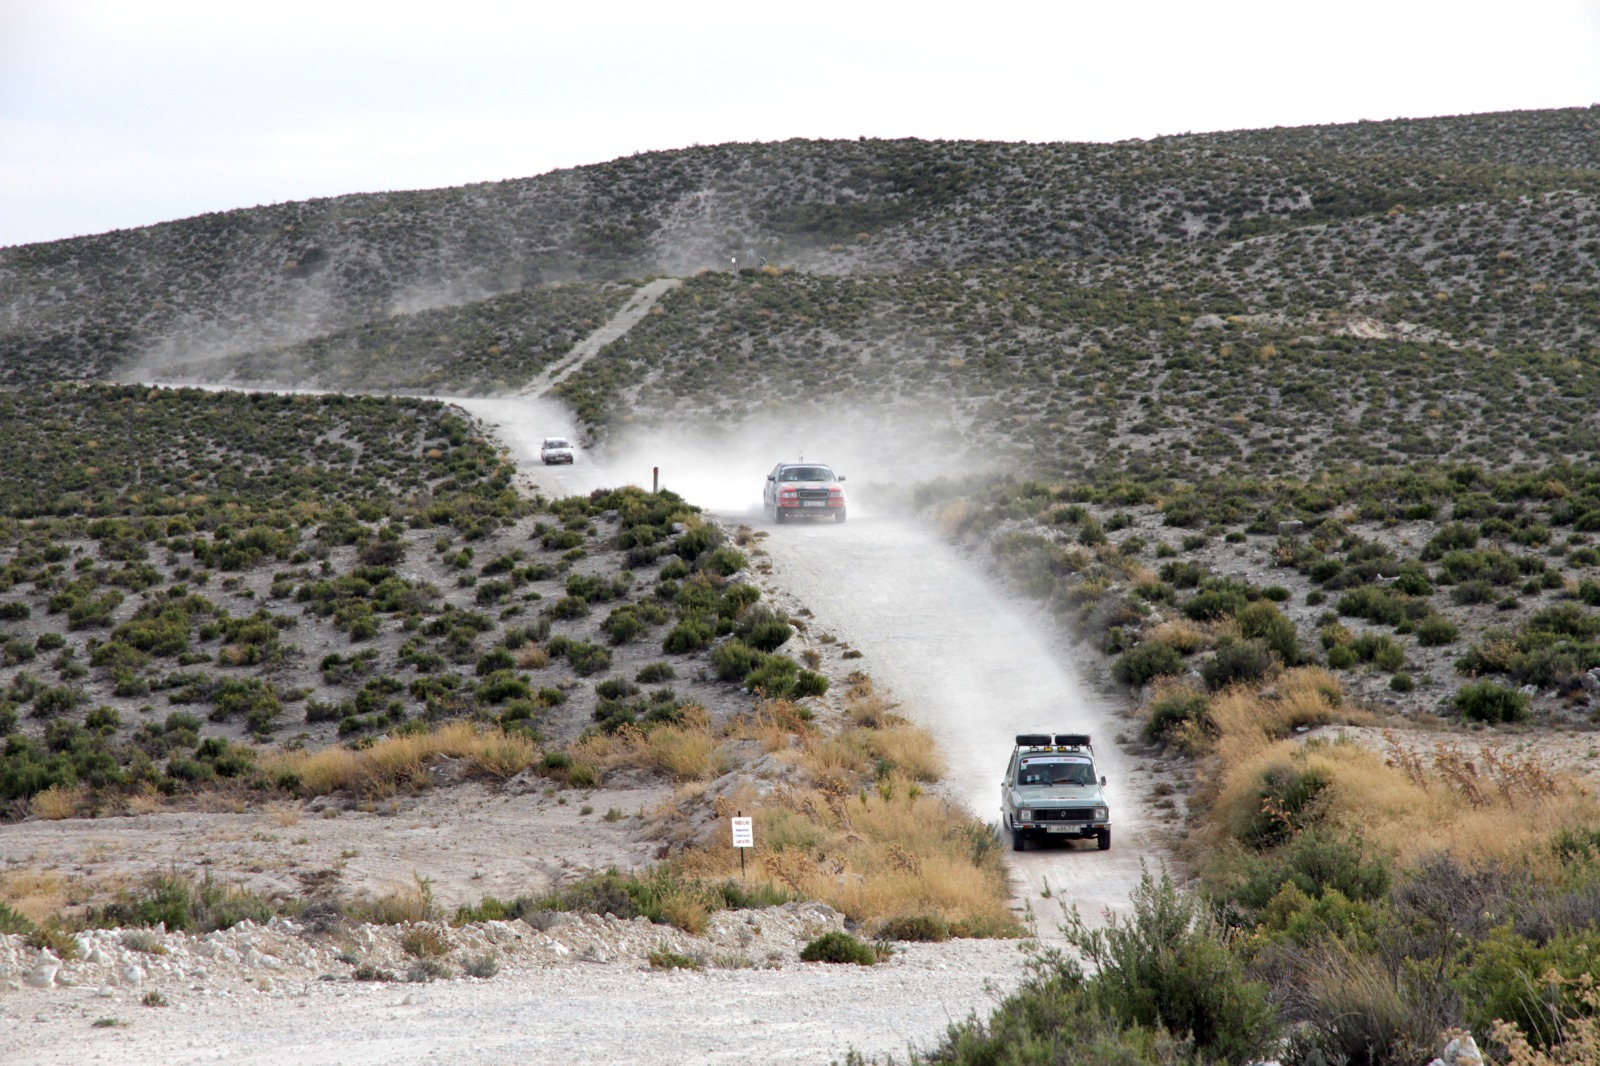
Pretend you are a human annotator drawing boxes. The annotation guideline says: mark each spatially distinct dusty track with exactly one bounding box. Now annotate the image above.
[459,397,1166,934]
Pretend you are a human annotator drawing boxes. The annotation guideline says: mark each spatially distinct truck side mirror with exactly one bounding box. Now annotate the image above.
[1100,776,1107,787]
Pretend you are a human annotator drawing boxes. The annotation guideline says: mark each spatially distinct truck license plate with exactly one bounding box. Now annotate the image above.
[803,501,825,507]
[1047,825,1076,833]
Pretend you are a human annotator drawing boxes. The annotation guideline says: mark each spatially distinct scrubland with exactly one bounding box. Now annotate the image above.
[4,106,1600,1062]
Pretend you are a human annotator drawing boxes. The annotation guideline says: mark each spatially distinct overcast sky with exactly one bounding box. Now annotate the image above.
[3,0,1599,248]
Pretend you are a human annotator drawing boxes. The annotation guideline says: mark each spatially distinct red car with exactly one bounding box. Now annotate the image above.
[764,462,847,523]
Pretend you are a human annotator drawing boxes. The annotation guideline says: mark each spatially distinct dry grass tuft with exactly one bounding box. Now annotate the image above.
[513,642,550,669]
[265,801,301,827]
[1146,618,1208,654]
[30,783,86,821]
[682,775,1013,930]
[1202,719,1600,868]
[123,784,165,816]
[862,724,946,782]
[669,675,1015,934]
[0,871,72,926]
[933,498,971,537]
[265,722,539,797]
[572,708,726,782]
[347,876,439,925]
[843,684,906,729]
[729,698,817,753]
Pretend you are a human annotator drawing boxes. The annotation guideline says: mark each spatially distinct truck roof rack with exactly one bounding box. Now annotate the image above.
[1014,733,1093,751]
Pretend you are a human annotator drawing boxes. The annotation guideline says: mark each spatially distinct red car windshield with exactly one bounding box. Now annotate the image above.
[782,466,834,482]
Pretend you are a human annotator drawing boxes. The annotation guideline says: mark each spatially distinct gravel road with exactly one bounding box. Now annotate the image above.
[459,396,1164,935]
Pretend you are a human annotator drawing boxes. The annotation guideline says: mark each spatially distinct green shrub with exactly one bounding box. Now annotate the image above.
[1113,640,1184,687]
[738,608,793,652]
[1415,615,1459,646]
[1144,690,1210,744]
[700,546,747,576]
[799,931,878,965]
[1065,867,1278,1061]
[647,949,703,970]
[709,639,763,682]
[1237,601,1301,665]
[1240,764,1331,848]
[1455,681,1530,723]
[1202,638,1275,691]
[662,620,713,654]
[876,914,951,942]
[1183,587,1248,622]
[635,662,675,683]
[1458,926,1600,1050]
[90,871,282,933]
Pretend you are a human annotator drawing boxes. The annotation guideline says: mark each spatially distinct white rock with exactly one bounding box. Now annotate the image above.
[1442,1035,1484,1066]
[120,964,145,987]
[95,985,115,998]
[23,962,59,989]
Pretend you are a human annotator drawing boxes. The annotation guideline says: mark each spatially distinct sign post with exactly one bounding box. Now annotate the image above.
[731,812,754,879]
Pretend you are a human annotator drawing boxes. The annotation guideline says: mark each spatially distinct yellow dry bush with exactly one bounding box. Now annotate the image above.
[1207,668,1355,762]
[346,876,439,925]
[863,724,946,782]
[657,889,711,936]
[0,871,71,925]
[278,745,364,795]
[265,722,537,796]
[1202,725,1600,868]
[124,783,165,816]
[681,778,1014,931]
[30,783,86,821]
[1146,618,1208,655]
[797,731,873,787]
[570,710,723,782]
[844,684,905,729]
[513,642,550,669]
[736,698,816,752]
[934,498,971,537]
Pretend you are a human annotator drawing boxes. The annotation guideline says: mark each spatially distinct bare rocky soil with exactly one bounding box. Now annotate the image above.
[3,904,1032,1066]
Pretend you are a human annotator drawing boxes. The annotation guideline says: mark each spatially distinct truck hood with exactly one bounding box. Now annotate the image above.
[1011,785,1104,804]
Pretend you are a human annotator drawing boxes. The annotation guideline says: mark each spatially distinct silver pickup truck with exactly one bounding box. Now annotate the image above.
[1000,733,1111,851]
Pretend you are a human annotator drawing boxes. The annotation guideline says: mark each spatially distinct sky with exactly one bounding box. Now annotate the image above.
[3,0,1599,248]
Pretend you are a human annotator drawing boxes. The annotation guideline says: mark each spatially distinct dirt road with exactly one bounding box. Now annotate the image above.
[458,397,1162,934]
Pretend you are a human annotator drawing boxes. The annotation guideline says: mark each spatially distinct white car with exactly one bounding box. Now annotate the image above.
[540,437,574,465]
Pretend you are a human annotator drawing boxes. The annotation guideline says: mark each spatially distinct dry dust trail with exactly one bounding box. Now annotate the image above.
[513,278,681,398]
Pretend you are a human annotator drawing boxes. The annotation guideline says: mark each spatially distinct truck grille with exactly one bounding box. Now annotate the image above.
[1036,808,1095,822]
[796,488,831,501]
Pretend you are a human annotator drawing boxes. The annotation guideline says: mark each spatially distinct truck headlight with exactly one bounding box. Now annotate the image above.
[1095,806,1108,821]
[1019,809,1032,821]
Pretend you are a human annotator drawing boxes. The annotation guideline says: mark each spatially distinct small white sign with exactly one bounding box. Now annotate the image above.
[731,816,754,849]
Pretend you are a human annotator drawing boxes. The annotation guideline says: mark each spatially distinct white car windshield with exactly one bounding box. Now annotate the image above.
[1018,758,1095,786]
[543,439,569,449]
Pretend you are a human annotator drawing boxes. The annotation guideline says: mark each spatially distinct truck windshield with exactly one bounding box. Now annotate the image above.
[1020,761,1094,786]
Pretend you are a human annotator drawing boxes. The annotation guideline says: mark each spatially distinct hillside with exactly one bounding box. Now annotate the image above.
[4,107,1598,391]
